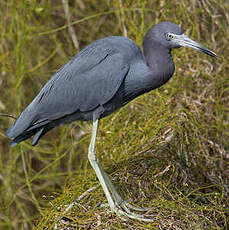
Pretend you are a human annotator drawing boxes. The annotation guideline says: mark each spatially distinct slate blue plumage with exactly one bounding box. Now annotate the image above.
[5,22,217,147]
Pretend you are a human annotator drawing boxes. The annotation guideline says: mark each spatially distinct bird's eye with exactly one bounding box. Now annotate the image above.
[166,33,174,40]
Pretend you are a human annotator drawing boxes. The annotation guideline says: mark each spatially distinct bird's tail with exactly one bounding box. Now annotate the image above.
[6,123,52,147]
[5,105,37,137]
[5,106,50,147]
[6,128,41,147]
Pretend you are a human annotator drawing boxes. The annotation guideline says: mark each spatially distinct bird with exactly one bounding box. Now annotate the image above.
[5,21,217,221]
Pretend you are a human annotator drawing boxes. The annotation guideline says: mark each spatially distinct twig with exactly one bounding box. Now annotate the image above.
[54,184,99,229]
[153,165,171,178]
[62,0,79,50]
[76,184,99,202]
[76,0,85,10]
[119,0,127,37]
[0,113,16,119]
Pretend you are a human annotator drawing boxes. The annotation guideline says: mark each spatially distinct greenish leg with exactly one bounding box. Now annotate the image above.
[88,119,154,222]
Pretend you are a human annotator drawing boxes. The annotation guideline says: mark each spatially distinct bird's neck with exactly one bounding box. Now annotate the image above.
[143,40,175,88]
[122,39,176,105]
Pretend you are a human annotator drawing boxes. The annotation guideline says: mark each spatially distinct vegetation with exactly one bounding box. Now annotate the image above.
[0,0,228,229]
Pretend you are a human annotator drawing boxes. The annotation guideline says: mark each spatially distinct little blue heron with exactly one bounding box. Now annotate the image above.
[5,21,217,221]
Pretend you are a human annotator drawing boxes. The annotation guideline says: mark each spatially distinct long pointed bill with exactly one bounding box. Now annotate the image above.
[173,34,217,58]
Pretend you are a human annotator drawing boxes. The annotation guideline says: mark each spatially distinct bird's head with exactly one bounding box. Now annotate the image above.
[146,21,217,58]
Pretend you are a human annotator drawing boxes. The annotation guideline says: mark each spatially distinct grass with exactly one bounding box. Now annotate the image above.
[0,0,228,229]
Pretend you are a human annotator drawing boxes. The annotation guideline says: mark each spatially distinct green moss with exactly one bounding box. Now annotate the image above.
[0,0,228,229]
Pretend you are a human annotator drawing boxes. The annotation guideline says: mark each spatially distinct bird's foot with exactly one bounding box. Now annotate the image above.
[124,201,151,212]
[111,200,154,222]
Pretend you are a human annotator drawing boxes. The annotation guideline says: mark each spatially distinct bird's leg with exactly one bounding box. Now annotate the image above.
[88,119,154,222]
[88,119,129,206]
[88,119,116,210]
[97,161,150,212]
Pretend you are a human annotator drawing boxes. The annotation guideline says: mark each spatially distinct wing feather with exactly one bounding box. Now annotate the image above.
[36,50,129,119]
[6,39,129,138]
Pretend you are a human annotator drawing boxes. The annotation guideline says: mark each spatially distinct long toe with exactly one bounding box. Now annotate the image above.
[122,201,151,212]
[111,202,154,222]
[115,207,154,222]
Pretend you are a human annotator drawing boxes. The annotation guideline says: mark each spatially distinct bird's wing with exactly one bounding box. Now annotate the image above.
[33,43,129,121]
[6,41,130,139]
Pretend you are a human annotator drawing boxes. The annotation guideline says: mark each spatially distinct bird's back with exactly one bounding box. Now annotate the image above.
[6,36,145,146]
